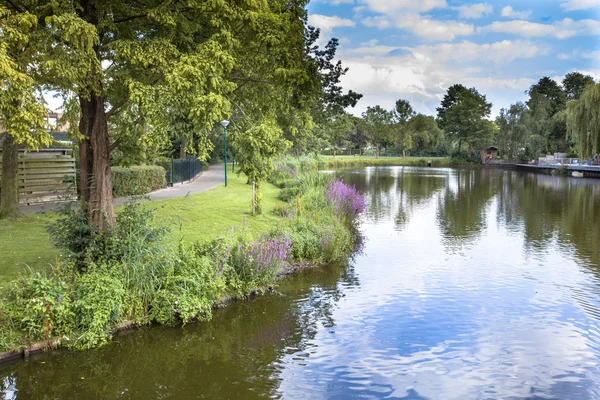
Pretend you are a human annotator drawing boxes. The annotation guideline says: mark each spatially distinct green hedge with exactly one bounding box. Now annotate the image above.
[111,166,167,197]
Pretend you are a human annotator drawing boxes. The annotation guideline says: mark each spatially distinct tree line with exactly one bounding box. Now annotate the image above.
[321,72,600,162]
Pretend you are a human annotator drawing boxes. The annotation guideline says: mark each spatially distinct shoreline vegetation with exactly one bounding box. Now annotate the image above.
[317,155,450,168]
[0,160,366,358]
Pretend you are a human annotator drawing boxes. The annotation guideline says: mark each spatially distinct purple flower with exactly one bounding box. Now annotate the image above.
[326,179,366,220]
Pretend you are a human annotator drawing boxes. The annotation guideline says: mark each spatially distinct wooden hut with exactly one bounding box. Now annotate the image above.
[481,146,499,163]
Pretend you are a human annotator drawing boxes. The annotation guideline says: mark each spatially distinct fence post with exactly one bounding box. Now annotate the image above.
[171,157,174,186]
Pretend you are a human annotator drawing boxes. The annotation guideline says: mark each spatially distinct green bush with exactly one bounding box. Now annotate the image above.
[111,165,167,197]
[449,152,481,166]
[49,201,169,272]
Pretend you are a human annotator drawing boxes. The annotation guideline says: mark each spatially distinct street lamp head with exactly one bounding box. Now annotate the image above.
[220,120,230,128]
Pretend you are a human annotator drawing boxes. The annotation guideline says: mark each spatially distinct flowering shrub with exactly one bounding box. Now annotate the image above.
[230,232,291,286]
[277,165,297,179]
[326,179,366,220]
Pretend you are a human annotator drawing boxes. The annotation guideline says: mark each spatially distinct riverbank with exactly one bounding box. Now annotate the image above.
[318,155,450,168]
[0,259,327,364]
[0,166,365,356]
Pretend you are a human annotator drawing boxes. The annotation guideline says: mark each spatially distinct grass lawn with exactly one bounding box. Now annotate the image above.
[151,173,283,246]
[0,173,284,287]
[319,155,450,167]
[0,214,60,286]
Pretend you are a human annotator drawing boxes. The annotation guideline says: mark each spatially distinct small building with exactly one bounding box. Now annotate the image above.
[481,146,499,163]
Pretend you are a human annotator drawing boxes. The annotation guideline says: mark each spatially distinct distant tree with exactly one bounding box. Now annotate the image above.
[391,99,416,157]
[526,77,570,154]
[436,84,494,155]
[348,116,367,155]
[406,114,443,156]
[361,105,393,157]
[567,82,600,158]
[495,102,529,159]
[324,112,354,155]
[528,77,567,115]
[563,72,595,101]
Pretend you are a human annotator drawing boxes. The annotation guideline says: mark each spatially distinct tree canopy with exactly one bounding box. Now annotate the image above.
[567,82,600,158]
[436,84,494,154]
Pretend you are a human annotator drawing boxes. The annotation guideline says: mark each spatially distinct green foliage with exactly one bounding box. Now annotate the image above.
[567,83,600,158]
[48,201,168,271]
[71,266,126,348]
[437,84,494,154]
[2,269,75,343]
[495,102,529,159]
[449,152,482,166]
[111,166,167,197]
[361,105,393,157]
[563,72,596,101]
[406,114,444,156]
[151,247,225,325]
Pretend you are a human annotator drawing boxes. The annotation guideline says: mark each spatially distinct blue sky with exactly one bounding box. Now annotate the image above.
[306,0,600,117]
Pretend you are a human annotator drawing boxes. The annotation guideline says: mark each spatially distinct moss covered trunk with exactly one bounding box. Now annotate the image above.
[79,95,115,232]
[0,134,19,219]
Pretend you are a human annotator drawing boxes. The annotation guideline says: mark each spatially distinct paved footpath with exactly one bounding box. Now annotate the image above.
[20,164,226,214]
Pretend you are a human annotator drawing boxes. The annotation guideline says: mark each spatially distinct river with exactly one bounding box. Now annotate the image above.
[2,166,600,399]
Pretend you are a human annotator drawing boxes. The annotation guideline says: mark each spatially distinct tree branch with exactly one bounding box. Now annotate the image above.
[5,0,27,13]
[114,14,148,24]
[106,97,128,119]
[108,137,123,152]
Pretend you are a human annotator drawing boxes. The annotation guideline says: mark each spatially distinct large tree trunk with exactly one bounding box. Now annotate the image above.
[0,134,19,219]
[79,95,115,232]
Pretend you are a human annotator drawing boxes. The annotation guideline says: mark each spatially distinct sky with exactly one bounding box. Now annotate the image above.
[306,0,600,118]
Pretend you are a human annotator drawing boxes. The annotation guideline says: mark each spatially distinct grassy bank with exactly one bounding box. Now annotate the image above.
[0,173,281,286]
[0,166,364,353]
[318,155,450,168]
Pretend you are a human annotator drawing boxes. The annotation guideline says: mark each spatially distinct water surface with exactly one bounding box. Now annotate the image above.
[2,167,600,399]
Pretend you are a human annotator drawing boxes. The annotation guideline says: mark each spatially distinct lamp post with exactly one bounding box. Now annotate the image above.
[221,120,229,187]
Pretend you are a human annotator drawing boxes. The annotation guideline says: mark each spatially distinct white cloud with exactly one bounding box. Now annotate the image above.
[338,39,544,117]
[348,40,545,63]
[481,18,600,39]
[500,6,532,19]
[560,0,600,11]
[323,0,354,4]
[360,39,379,46]
[361,16,392,29]
[582,50,600,60]
[395,14,475,41]
[360,0,448,14]
[409,40,548,64]
[351,45,401,55]
[359,2,474,41]
[453,3,493,19]
[307,14,356,37]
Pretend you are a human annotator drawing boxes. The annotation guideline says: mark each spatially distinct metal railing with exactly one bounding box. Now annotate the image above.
[164,157,203,186]
[538,157,580,166]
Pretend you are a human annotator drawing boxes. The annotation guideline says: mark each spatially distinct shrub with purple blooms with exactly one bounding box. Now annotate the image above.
[326,178,366,220]
[230,231,291,286]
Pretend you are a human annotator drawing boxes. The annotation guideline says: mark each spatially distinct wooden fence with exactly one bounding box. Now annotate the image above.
[0,149,77,205]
